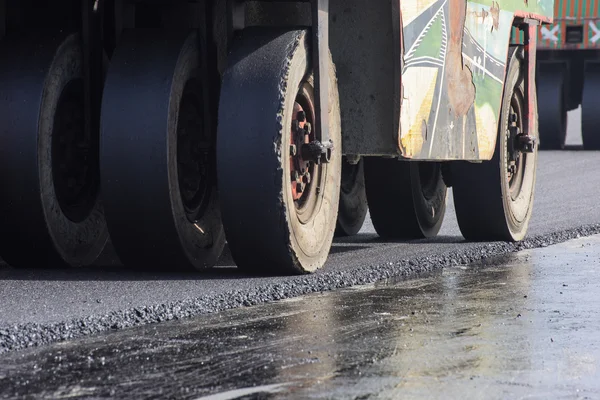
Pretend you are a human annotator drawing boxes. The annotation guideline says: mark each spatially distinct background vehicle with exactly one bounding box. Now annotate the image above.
[535,0,600,149]
[0,0,552,275]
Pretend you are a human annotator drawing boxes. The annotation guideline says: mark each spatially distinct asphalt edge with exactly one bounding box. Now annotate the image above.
[2,223,600,355]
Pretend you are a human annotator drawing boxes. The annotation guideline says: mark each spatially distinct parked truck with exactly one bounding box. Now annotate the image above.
[536,0,600,149]
[0,0,553,275]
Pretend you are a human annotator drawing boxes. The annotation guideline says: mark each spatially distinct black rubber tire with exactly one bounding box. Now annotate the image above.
[364,158,447,239]
[335,158,368,237]
[0,33,108,268]
[537,63,567,150]
[581,63,600,150]
[217,29,342,274]
[451,47,537,242]
[100,30,225,271]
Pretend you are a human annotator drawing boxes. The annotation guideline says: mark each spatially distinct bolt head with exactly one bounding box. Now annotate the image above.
[302,172,311,184]
[304,122,312,135]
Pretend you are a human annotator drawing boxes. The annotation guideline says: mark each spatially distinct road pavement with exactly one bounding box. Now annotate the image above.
[1,234,599,399]
[0,108,598,354]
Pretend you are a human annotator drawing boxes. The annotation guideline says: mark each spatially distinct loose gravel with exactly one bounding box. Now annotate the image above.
[2,223,600,355]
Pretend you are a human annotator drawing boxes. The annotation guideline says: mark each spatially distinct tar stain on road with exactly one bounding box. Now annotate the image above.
[1,236,600,399]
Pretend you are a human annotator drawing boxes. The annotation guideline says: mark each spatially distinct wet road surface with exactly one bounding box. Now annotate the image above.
[1,108,600,353]
[1,234,599,399]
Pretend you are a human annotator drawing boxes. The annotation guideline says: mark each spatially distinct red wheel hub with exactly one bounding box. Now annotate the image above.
[290,102,314,201]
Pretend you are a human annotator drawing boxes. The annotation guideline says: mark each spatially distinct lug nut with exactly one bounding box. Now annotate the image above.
[304,122,312,135]
[302,172,311,184]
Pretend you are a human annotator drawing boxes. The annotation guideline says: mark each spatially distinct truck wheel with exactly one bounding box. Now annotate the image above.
[335,158,368,237]
[364,159,447,239]
[452,47,537,241]
[0,33,108,268]
[100,30,225,271]
[581,63,600,150]
[537,63,566,150]
[217,29,341,274]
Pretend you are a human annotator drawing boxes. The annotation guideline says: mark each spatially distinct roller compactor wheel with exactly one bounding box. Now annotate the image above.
[0,33,108,268]
[100,30,225,271]
[364,159,447,239]
[335,158,368,237]
[536,63,566,150]
[217,29,342,275]
[451,47,537,242]
[581,63,600,150]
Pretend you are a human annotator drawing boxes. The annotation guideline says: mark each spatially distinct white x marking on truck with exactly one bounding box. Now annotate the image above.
[541,25,559,42]
[590,22,600,44]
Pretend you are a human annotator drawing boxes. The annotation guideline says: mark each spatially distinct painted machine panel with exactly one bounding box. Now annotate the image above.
[398,0,554,160]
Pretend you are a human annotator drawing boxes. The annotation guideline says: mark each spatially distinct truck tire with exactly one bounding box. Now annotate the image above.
[452,47,537,241]
[537,63,566,150]
[582,62,600,150]
[100,30,225,271]
[0,33,108,268]
[364,159,446,239]
[217,29,342,274]
[335,158,368,237]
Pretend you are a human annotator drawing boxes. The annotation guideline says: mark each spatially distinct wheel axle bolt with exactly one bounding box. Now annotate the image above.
[304,122,312,135]
[290,144,297,156]
[302,172,311,184]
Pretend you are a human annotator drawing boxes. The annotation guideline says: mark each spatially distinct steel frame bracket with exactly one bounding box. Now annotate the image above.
[310,0,331,161]
[522,22,538,141]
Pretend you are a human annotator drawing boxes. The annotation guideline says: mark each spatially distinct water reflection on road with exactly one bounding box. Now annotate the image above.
[1,236,600,399]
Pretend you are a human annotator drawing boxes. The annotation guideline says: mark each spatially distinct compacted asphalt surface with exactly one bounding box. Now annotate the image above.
[1,108,599,355]
[1,233,599,399]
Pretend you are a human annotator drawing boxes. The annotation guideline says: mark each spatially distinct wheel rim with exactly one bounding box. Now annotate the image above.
[289,82,321,225]
[506,84,526,201]
[177,78,212,223]
[51,78,99,223]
